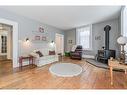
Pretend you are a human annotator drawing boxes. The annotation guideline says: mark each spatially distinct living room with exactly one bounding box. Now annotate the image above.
[0,5,127,91]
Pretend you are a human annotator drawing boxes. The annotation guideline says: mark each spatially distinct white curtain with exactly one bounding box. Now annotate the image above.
[121,6,127,54]
[76,25,92,50]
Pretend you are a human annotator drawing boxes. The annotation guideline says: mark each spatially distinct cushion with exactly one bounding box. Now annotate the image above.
[71,45,77,52]
[49,51,56,55]
[36,51,43,57]
[30,52,39,58]
[33,50,38,53]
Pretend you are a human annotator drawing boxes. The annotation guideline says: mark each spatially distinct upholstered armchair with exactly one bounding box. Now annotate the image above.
[70,45,83,60]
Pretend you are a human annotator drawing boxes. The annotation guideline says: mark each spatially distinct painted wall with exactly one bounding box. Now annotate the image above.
[64,18,121,57]
[0,8,64,67]
[64,29,76,52]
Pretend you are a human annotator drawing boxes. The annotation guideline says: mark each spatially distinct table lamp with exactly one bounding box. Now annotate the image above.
[117,36,127,63]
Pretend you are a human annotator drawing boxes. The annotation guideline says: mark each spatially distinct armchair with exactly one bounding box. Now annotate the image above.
[70,45,83,60]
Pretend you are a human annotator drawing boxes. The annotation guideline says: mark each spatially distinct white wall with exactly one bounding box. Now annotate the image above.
[92,18,120,57]
[0,8,64,68]
[64,29,76,51]
[64,18,121,57]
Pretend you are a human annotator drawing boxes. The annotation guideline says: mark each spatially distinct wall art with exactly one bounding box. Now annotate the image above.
[35,36,40,40]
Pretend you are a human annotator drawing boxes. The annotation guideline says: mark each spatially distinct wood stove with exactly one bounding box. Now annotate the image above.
[97,25,116,63]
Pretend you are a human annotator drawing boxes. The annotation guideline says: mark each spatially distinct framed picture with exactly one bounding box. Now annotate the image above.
[39,26,44,33]
[35,36,40,40]
[95,36,101,40]
[68,40,72,44]
[42,36,46,41]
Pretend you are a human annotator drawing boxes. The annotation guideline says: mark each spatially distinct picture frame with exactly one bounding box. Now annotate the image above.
[95,36,101,40]
[35,36,40,40]
[39,26,44,33]
[68,40,72,44]
[42,36,46,41]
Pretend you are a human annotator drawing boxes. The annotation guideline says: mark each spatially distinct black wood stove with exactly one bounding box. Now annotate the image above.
[97,25,116,63]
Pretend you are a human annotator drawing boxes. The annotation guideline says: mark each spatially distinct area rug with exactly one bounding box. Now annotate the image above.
[86,59,109,69]
[49,63,82,77]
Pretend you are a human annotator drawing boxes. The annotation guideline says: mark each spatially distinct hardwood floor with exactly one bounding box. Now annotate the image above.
[0,60,13,77]
[0,55,7,61]
[0,57,127,89]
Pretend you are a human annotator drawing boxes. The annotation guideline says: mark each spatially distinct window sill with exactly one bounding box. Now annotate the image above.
[83,49,93,51]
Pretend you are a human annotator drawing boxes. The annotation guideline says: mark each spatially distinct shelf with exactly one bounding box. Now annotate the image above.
[32,40,48,43]
[32,31,47,34]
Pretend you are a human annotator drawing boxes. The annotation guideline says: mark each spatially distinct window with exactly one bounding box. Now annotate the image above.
[121,6,127,54]
[76,25,92,50]
[123,28,127,54]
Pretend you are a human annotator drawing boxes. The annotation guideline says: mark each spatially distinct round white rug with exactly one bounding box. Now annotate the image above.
[49,63,82,77]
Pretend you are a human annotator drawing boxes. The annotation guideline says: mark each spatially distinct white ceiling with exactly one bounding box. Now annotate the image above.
[0,6,121,30]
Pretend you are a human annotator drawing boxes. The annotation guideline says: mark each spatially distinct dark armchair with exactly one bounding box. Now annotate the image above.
[70,45,83,60]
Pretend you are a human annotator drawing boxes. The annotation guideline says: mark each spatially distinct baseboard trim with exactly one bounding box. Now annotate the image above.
[82,55,95,59]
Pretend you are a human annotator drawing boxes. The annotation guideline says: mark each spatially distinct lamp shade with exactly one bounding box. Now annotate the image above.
[117,36,127,44]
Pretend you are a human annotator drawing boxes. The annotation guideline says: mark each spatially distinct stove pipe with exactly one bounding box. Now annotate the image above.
[104,25,111,50]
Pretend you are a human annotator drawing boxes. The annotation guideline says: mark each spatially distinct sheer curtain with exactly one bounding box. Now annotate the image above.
[124,32,127,54]
[121,6,127,54]
[76,25,92,50]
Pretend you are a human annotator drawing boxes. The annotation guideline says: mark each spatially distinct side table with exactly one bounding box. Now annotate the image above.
[108,59,127,85]
[19,55,35,68]
[58,53,62,62]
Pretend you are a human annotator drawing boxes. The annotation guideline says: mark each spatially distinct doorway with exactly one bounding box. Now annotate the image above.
[0,23,13,75]
[0,18,18,68]
[0,23,13,61]
[55,33,64,55]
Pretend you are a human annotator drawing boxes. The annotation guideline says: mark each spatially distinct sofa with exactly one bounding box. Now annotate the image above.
[30,48,58,67]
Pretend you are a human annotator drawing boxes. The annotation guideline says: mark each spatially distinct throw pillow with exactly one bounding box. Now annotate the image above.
[71,45,77,52]
[36,51,43,57]
[49,51,56,55]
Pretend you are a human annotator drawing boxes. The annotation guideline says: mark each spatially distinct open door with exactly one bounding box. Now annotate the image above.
[55,33,64,55]
[0,24,13,61]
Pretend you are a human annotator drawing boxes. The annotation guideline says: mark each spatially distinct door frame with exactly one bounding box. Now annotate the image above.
[0,18,18,68]
[55,33,64,55]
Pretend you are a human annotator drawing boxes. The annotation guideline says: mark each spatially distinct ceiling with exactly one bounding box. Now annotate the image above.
[0,6,121,30]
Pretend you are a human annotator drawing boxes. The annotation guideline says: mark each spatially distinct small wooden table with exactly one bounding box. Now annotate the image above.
[58,53,62,61]
[19,55,35,68]
[108,59,127,85]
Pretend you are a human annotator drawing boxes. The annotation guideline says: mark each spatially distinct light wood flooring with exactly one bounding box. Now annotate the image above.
[0,57,127,89]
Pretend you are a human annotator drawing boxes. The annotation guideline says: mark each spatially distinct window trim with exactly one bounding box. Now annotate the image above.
[76,24,92,50]
[121,6,127,55]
